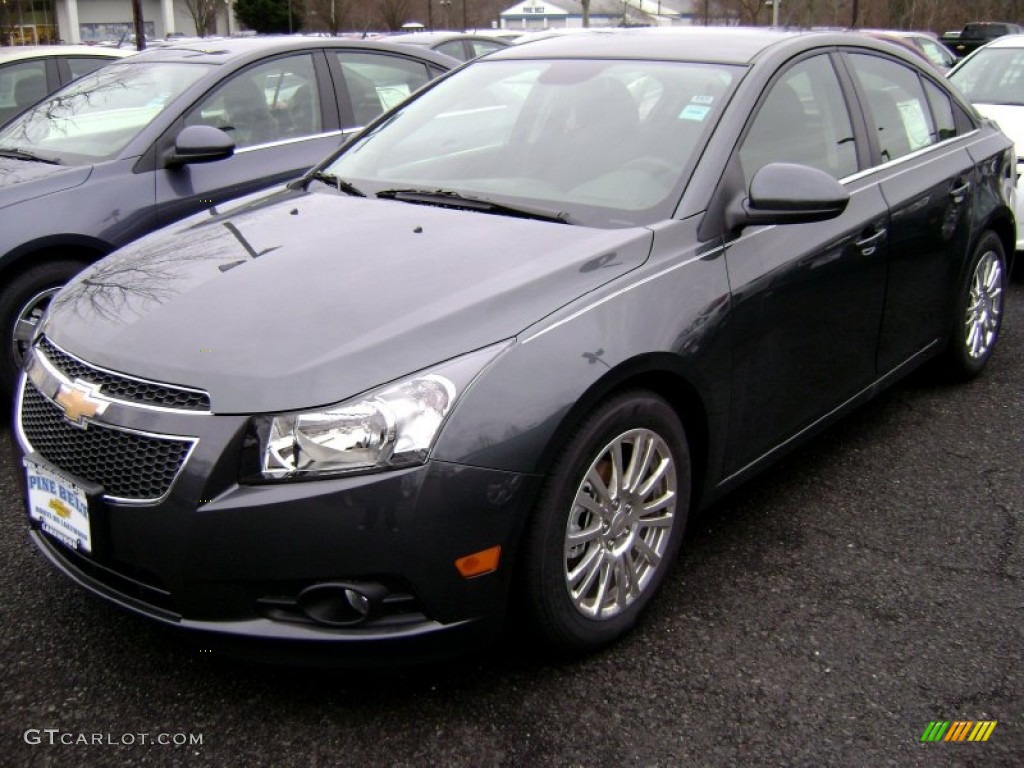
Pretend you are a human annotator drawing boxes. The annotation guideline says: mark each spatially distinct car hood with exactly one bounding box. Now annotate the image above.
[972,104,1024,151]
[44,186,653,413]
[0,157,92,209]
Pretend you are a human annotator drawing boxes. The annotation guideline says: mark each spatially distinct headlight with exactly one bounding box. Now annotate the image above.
[259,344,508,480]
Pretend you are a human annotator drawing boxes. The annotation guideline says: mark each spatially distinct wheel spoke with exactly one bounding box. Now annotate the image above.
[591,559,613,615]
[586,466,615,508]
[574,491,607,519]
[640,489,676,517]
[609,443,624,498]
[637,456,671,498]
[613,557,629,608]
[623,549,643,598]
[568,546,604,592]
[634,536,662,568]
[566,520,602,550]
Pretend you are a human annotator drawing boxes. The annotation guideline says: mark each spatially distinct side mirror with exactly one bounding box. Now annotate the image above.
[165,125,235,167]
[726,162,850,231]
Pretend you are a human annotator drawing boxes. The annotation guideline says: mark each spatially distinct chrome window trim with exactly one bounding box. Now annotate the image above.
[234,129,346,153]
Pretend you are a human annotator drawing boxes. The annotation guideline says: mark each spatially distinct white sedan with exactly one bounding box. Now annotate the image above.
[949,34,1024,251]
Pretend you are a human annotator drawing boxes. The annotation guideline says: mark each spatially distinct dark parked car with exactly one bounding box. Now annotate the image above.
[0,37,455,399]
[389,31,510,61]
[16,28,1013,663]
[0,45,133,126]
[940,21,1024,59]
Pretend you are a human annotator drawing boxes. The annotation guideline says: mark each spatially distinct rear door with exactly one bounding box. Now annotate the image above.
[841,52,977,372]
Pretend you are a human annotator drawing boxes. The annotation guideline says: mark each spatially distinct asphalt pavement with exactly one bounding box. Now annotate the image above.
[1,283,1021,767]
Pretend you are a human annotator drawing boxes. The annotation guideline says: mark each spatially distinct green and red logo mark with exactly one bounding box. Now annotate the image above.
[921,721,997,742]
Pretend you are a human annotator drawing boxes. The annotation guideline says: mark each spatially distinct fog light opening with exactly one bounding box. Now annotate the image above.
[296,582,386,627]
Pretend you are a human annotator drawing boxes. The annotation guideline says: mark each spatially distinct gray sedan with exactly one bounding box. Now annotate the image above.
[15,28,1013,663]
[0,37,455,399]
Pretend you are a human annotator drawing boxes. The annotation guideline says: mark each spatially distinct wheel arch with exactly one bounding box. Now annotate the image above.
[1,235,111,277]
[534,352,712,512]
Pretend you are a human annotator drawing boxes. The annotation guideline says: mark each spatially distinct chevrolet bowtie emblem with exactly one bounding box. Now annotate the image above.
[55,380,110,427]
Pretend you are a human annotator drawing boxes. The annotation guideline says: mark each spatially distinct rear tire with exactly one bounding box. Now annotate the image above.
[936,231,1005,382]
[0,259,89,401]
[519,390,691,654]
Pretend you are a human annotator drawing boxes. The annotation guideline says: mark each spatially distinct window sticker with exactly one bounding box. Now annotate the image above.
[897,98,932,150]
[690,94,715,105]
[679,104,711,121]
[376,84,412,112]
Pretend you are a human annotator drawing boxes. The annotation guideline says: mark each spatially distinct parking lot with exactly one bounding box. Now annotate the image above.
[0,278,1018,767]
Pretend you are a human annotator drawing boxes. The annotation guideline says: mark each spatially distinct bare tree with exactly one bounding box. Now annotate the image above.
[307,0,354,33]
[183,0,221,35]
[378,0,414,30]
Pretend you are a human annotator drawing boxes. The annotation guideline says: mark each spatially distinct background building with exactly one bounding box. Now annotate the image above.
[500,0,695,31]
[1,0,236,45]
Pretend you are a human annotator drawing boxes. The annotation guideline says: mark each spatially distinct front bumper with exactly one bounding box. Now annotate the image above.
[16,368,539,663]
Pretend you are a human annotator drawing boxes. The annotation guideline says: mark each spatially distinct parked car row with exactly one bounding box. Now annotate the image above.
[10,27,1014,664]
[0,37,457,400]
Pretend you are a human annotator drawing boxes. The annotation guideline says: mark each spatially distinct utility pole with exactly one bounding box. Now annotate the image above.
[131,0,145,49]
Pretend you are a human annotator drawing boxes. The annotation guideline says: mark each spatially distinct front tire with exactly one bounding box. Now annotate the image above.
[0,259,89,401]
[520,391,691,654]
[938,231,1006,381]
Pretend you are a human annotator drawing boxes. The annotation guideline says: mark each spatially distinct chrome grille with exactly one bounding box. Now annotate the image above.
[37,336,211,412]
[20,381,194,502]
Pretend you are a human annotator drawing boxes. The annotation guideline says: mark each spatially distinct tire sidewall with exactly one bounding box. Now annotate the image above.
[525,391,691,652]
[950,232,1006,379]
[0,259,88,400]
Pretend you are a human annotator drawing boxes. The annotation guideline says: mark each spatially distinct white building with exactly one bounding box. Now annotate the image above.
[500,0,696,31]
[1,0,237,45]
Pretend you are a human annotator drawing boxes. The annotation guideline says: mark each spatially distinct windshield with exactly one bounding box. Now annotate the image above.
[0,61,212,165]
[950,48,1024,106]
[325,59,739,227]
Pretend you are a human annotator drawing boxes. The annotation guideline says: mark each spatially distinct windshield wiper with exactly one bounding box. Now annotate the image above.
[307,171,365,197]
[0,147,61,165]
[376,188,572,224]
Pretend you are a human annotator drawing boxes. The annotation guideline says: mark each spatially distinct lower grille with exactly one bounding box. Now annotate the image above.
[20,381,194,502]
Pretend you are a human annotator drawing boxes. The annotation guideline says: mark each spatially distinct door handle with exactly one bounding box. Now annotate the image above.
[855,228,886,256]
[950,180,971,204]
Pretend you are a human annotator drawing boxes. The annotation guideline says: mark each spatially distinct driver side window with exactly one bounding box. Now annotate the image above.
[739,55,858,184]
[184,54,321,149]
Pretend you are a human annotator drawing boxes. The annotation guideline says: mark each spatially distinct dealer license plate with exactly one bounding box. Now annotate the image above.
[24,458,92,554]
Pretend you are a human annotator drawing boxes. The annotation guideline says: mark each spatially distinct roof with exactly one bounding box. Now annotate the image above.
[116,36,458,68]
[388,32,510,46]
[493,26,804,65]
[0,45,134,63]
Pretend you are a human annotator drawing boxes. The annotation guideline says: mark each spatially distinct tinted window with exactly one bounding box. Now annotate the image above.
[335,52,431,128]
[847,54,935,162]
[470,40,506,58]
[329,59,739,226]
[0,62,210,163]
[67,57,113,80]
[435,41,467,61]
[0,60,47,123]
[916,39,954,69]
[740,55,858,183]
[185,54,322,148]
[922,79,957,142]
